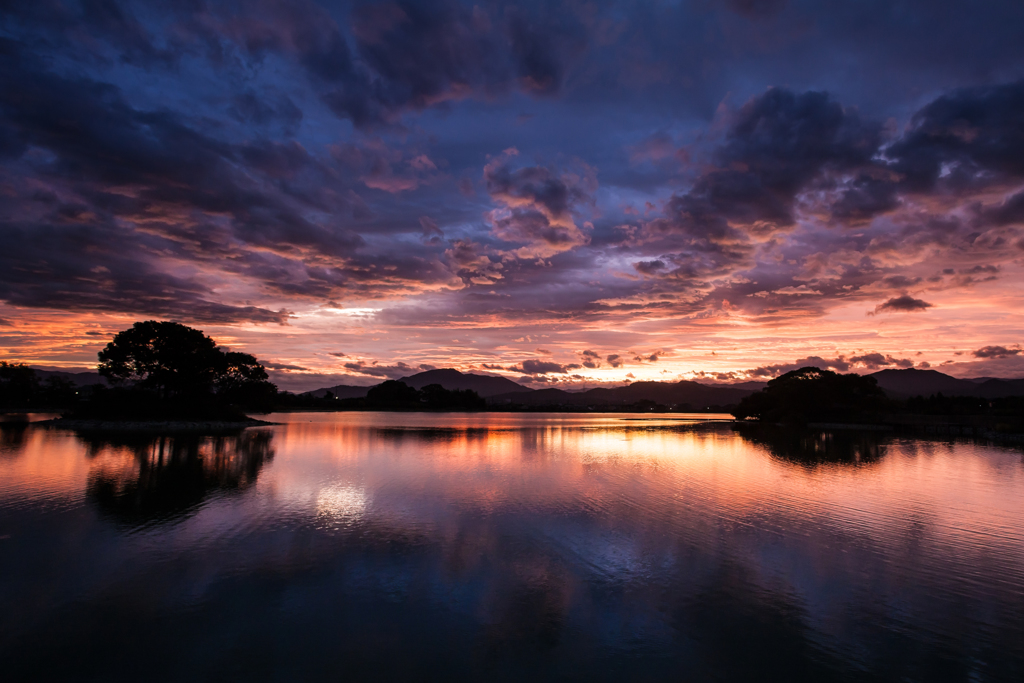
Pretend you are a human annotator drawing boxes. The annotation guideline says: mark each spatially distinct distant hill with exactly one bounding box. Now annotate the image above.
[32,369,107,387]
[489,387,574,405]
[867,368,1024,398]
[300,367,1024,407]
[302,384,373,399]
[709,381,768,392]
[868,369,977,398]
[972,377,1024,398]
[488,380,755,408]
[304,369,531,399]
[396,369,531,398]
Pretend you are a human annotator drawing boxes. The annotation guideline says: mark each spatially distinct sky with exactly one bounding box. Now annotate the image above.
[2,0,1024,392]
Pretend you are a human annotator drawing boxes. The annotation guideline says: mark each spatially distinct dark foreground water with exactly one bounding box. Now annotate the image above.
[1,413,1022,682]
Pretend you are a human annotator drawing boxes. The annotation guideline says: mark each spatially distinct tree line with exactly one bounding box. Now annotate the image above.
[0,361,82,409]
[1,321,276,419]
[279,380,485,411]
[1,321,487,419]
[730,366,1024,427]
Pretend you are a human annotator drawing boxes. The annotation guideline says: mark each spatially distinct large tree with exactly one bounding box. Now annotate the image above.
[732,366,888,424]
[98,321,274,404]
[216,351,277,410]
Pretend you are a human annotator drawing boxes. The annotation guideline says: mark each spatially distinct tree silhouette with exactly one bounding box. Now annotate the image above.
[366,380,421,407]
[0,361,40,408]
[732,366,888,425]
[98,321,225,397]
[92,321,276,415]
[215,351,276,410]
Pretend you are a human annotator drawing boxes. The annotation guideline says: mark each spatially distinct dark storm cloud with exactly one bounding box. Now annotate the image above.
[341,361,416,379]
[187,0,586,128]
[0,40,366,261]
[794,78,1024,228]
[2,0,1024,341]
[648,88,882,240]
[0,217,289,324]
[624,87,887,299]
[886,80,1024,193]
[870,295,933,315]
[352,0,581,101]
[262,361,310,371]
[608,77,1024,326]
[829,174,901,223]
[483,151,595,257]
[519,359,579,375]
[228,90,304,135]
[972,345,1021,359]
[847,353,913,369]
[723,0,787,19]
[0,33,463,320]
[633,260,666,276]
[978,190,1024,228]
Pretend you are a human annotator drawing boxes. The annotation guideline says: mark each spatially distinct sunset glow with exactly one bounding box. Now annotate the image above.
[2,2,1024,391]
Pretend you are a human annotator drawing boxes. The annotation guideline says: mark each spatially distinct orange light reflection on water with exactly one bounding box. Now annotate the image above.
[1,413,1022,581]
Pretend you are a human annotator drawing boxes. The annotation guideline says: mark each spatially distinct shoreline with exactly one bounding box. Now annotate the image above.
[39,417,275,432]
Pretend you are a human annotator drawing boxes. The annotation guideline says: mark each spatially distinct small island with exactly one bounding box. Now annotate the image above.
[19,321,277,430]
[1,320,491,428]
[729,366,1024,442]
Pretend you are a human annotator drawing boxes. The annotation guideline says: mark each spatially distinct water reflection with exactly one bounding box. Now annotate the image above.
[0,414,1022,681]
[736,424,888,466]
[81,430,274,524]
[0,420,29,454]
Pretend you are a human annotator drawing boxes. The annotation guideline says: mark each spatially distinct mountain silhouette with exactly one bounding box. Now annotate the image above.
[30,368,107,386]
[488,380,754,408]
[303,369,531,399]
[301,367,1024,407]
[867,368,1024,398]
[397,369,532,397]
[302,384,374,399]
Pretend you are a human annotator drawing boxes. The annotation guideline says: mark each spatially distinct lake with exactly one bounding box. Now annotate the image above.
[1,412,1022,681]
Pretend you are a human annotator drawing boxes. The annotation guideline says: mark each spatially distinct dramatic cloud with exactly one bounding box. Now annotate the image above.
[519,359,579,375]
[972,346,1021,359]
[637,88,882,257]
[886,80,1024,194]
[749,353,915,378]
[847,354,914,370]
[484,149,595,259]
[871,296,934,315]
[2,1,1024,382]
[341,361,418,379]
[262,361,310,371]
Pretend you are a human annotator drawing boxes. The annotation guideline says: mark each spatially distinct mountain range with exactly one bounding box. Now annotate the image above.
[31,369,108,387]
[486,380,755,407]
[868,369,1024,399]
[302,369,757,407]
[302,368,531,399]
[302,367,1024,407]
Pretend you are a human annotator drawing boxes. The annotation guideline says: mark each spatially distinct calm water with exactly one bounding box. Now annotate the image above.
[1,412,1022,682]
